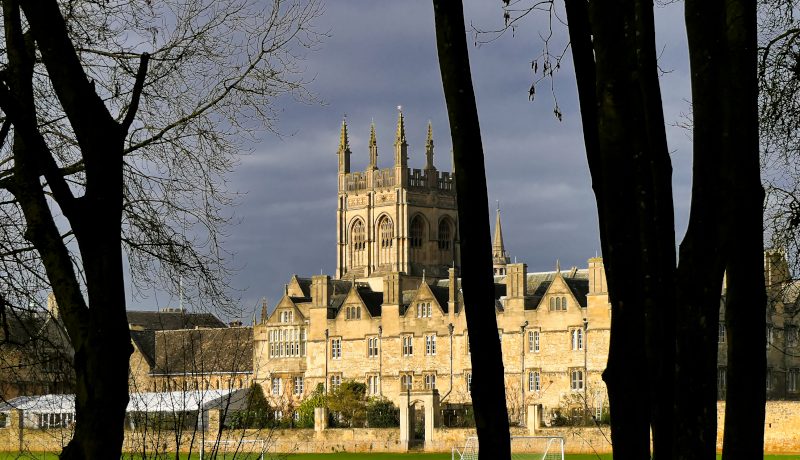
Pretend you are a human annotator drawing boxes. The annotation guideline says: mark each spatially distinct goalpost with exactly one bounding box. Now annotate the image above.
[452,436,565,460]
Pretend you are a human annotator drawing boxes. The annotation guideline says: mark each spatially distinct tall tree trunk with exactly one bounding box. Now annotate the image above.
[3,1,143,457]
[566,1,676,457]
[432,2,511,459]
[716,0,767,457]
[678,0,765,457]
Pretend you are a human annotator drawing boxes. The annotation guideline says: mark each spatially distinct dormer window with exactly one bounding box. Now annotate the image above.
[345,305,362,320]
[416,302,432,318]
[280,310,293,323]
[549,296,567,311]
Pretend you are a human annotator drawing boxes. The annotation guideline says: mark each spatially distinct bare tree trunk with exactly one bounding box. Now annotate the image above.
[713,0,767,457]
[1,1,147,457]
[565,1,676,458]
[431,2,511,459]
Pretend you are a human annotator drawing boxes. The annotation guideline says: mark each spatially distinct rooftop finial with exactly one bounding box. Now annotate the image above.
[556,259,561,272]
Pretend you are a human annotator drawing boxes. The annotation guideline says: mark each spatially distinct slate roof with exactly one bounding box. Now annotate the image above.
[523,269,590,309]
[359,290,384,317]
[130,330,156,366]
[152,327,253,375]
[0,309,46,346]
[126,311,226,331]
[295,277,312,298]
[429,285,450,313]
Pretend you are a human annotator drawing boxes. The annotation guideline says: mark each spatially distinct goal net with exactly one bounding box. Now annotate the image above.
[452,436,565,460]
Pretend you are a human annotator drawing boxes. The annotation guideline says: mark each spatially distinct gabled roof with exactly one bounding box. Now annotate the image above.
[524,270,590,309]
[0,309,47,346]
[130,330,156,366]
[330,284,382,319]
[152,327,253,375]
[127,311,226,331]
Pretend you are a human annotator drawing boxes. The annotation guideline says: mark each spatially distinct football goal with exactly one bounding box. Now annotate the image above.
[452,436,565,460]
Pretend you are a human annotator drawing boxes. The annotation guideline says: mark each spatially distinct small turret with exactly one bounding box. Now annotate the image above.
[368,122,378,170]
[425,121,435,170]
[338,118,351,174]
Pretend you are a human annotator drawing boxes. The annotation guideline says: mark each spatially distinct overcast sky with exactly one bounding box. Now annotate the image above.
[129,1,695,318]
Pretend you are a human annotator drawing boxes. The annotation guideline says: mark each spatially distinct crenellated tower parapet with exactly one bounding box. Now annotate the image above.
[335,109,460,280]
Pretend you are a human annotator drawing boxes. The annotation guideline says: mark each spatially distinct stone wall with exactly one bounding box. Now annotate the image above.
[2,402,798,454]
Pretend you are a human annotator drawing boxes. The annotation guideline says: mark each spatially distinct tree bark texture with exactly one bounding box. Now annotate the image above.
[0,1,143,457]
[565,1,677,458]
[432,2,511,459]
[566,0,765,458]
[684,0,767,458]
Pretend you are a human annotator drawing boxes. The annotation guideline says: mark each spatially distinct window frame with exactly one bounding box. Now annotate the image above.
[528,330,540,353]
[330,337,342,359]
[570,369,584,392]
[293,376,304,396]
[528,370,541,392]
[425,333,437,355]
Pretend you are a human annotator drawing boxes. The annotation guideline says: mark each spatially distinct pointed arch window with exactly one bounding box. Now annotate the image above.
[350,219,366,267]
[378,216,394,266]
[410,216,424,249]
[438,219,452,250]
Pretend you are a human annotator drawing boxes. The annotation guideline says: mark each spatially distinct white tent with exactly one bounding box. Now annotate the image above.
[1,388,249,430]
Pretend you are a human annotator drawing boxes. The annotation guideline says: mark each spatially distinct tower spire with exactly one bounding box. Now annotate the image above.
[338,117,351,174]
[395,107,407,146]
[368,121,378,169]
[425,121,435,170]
[492,202,510,275]
[394,106,408,168]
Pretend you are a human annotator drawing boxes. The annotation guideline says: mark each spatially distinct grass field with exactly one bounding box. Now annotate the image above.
[1,453,799,460]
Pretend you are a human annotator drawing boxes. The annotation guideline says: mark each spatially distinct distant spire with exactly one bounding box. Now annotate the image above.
[339,117,350,152]
[492,204,510,275]
[338,117,351,174]
[395,107,407,146]
[261,298,268,323]
[368,121,378,169]
[556,259,561,272]
[394,107,408,168]
[425,121,435,170]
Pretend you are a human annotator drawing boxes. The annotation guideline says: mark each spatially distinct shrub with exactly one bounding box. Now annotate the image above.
[297,384,326,428]
[327,380,367,427]
[227,383,272,429]
[366,397,399,427]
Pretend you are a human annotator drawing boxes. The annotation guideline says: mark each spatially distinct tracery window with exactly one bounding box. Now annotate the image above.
[410,216,424,249]
[350,219,366,267]
[438,219,452,250]
[378,216,394,266]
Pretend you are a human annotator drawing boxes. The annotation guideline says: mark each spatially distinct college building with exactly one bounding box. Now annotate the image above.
[249,113,800,421]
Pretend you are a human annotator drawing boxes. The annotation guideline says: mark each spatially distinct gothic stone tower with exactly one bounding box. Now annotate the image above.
[336,111,460,279]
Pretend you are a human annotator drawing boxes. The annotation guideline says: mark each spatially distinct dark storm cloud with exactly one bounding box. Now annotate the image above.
[128,1,694,318]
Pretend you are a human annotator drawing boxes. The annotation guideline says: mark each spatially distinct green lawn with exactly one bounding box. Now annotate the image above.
[0,453,798,460]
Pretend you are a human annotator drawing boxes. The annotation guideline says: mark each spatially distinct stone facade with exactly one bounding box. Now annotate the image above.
[251,115,800,421]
